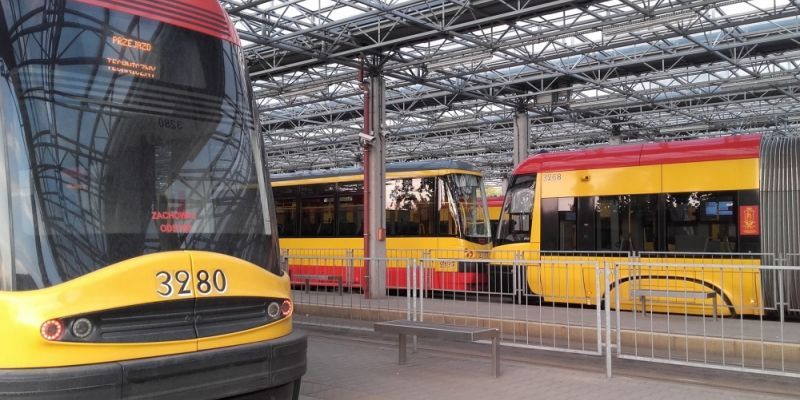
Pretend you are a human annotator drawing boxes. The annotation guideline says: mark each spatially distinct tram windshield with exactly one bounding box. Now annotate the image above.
[495,174,536,245]
[0,2,277,290]
[444,174,491,244]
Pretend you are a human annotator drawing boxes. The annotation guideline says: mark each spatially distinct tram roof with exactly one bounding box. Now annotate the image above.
[271,160,480,182]
[513,134,762,176]
[76,0,239,44]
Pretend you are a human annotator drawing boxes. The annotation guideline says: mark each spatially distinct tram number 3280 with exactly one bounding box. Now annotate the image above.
[156,269,228,297]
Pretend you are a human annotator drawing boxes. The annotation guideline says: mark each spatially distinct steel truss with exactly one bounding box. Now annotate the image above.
[219,0,800,183]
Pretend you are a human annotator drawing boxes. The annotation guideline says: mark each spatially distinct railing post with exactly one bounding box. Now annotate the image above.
[514,251,525,303]
[422,250,431,294]
[778,267,786,372]
[413,257,420,352]
[604,261,612,378]
[595,261,602,355]
[614,263,621,358]
[512,255,519,303]
[418,255,425,322]
[346,249,354,289]
[406,258,412,321]
[412,258,418,322]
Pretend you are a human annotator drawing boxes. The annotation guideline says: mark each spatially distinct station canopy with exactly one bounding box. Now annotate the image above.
[219,0,800,184]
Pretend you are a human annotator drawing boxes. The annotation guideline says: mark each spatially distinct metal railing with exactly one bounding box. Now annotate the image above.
[611,260,800,378]
[415,257,603,356]
[286,249,800,378]
[780,253,800,315]
[289,256,414,330]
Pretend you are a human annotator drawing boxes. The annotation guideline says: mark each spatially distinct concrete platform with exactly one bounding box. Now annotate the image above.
[299,326,798,400]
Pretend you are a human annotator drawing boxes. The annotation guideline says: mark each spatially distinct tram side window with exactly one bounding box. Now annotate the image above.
[385,178,435,236]
[542,197,582,251]
[595,195,658,251]
[665,192,737,252]
[273,187,299,237]
[300,184,336,237]
[337,182,363,237]
[557,197,577,250]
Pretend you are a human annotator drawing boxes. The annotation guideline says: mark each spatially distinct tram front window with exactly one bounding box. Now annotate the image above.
[495,174,536,245]
[0,2,276,290]
[446,174,491,244]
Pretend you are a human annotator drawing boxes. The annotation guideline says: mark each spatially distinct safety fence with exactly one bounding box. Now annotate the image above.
[289,256,412,328]
[609,261,800,378]
[285,249,800,378]
[416,257,603,355]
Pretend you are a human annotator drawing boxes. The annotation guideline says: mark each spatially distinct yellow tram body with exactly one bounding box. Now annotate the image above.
[0,0,305,397]
[491,135,766,316]
[273,161,492,291]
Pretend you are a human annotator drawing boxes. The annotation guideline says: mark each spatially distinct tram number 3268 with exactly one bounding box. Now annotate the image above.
[156,269,228,297]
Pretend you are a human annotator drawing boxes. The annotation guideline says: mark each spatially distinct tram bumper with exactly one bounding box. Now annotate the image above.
[0,329,307,400]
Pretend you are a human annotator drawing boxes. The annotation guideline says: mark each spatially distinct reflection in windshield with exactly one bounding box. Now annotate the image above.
[496,175,536,245]
[446,174,491,242]
[0,1,275,290]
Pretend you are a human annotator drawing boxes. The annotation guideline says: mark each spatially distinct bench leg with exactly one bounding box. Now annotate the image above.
[304,279,310,294]
[640,295,646,316]
[712,296,718,320]
[398,333,407,365]
[491,336,499,378]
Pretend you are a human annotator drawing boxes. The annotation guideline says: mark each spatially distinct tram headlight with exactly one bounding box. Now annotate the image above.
[267,302,281,319]
[281,299,293,317]
[40,319,65,341]
[72,318,93,338]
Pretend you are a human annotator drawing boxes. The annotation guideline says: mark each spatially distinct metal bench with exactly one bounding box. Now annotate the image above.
[374,320,500,377]
[631,289,718,319]
[293,274,343,295]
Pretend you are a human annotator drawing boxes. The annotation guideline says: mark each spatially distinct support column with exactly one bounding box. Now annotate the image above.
[609,123,623,145]
[363,73,387,298]
[512,109,530,167]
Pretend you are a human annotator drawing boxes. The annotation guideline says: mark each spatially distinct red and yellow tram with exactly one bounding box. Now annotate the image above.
[273,161,492,291]
[492,134,800,316]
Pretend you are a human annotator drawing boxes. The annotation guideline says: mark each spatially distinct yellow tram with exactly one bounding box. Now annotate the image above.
[0,0,305,398]
[273,161,492,291]
[492,134,799,316]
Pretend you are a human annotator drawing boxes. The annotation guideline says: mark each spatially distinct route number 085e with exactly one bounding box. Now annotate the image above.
[156,269,227,297]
